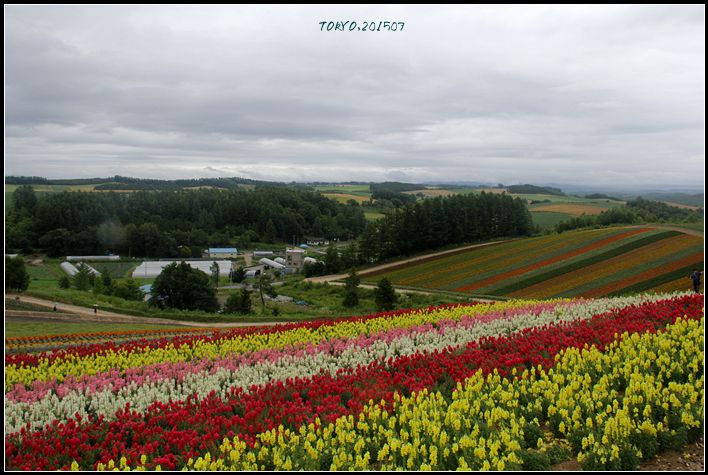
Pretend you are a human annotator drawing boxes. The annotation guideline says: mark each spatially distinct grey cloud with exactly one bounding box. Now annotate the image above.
[4,5,705,188]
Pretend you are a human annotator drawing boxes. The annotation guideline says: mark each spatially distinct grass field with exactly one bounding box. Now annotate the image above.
[360,227,703,299]
[314,184,371,196]
[529,211,574,230]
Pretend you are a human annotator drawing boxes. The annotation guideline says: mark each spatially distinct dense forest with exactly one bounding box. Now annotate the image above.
[357,192,533,263]
[6,185,366,257]
[7,183,533,264]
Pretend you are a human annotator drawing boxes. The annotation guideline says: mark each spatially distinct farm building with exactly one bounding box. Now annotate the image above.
[285,248,305,271]
[259,257,287,271]
[203,248,238,259]
[132,260,232,278]
[253,250,275,257]
[66,255,120,262]
[305,237,329,246]
[60,262,101,276]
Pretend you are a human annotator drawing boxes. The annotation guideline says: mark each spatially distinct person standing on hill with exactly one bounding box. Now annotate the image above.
[689,269,702,293]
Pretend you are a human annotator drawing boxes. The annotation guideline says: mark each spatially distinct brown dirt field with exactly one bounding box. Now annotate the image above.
[663,201,702,210]
[531,204,609,216]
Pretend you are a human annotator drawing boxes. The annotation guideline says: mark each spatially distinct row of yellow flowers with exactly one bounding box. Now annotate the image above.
[6,300,539,388]
[107,315,703,471]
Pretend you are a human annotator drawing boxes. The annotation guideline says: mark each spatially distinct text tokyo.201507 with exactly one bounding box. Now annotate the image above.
[319,21,405,32]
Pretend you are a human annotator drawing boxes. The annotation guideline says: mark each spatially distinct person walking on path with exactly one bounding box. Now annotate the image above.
[689,269,702,293]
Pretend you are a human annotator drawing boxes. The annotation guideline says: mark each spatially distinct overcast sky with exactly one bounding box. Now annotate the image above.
[4,5,705,189]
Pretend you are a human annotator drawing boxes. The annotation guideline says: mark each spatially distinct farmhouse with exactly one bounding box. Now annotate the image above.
[285,248,305,271]
[305,237,329,246]
[203,248,238,259]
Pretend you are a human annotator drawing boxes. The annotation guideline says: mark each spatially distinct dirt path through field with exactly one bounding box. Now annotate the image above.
[5,295,277,328]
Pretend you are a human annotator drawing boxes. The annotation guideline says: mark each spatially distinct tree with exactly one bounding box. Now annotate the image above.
[58,274,71,289]
[5,256,30,292]
[210,261,220,287]
[96,220,125,254]
[73,263,93,291]
[224,288,252,314]
[374,278,398,311]
[149,262,219,312]
[257,273,277,311]
[113,279,144,301]
[264,219,277,243]
[342,268,360,308]
[39,228,72,258]
[324,242,342,274]
[230,266,246,283]
[100,268,114,295]
[13,185,37,214]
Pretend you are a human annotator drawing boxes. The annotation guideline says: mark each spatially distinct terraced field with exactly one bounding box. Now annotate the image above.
[360,227,704,298]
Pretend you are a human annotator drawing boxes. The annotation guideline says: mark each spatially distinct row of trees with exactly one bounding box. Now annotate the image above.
[555,198,703,233]
[357,192,533,262]
[7,185,367,257]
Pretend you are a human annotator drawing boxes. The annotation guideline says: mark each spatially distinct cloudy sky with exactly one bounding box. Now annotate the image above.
[4,5,705,189]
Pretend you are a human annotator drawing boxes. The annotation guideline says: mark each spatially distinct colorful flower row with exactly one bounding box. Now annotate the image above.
[387,227,630,289]
[453,228,649,292]
[175,315,703,471]
[6,301,530,388]
[5,293,702,470]
[4,294,680,435]
[3,298,615,433]
[5,328,224,355]
[510,234,699,298]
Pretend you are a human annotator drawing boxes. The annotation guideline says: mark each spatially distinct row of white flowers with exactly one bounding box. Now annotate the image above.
[4,293,685,435]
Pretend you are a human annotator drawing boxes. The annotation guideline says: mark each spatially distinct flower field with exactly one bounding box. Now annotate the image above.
[360,227,703,298]
[4,292,704,471]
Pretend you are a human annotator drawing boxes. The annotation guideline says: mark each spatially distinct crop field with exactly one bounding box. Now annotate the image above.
[4,292,703,470]
[529,203,609,216]
[321,192,371,204]
[360,227,703,299]
[314,184,371,196]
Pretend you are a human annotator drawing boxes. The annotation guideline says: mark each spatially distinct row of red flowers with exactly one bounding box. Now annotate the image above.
[5,294,702,471]
[6,303,478,368]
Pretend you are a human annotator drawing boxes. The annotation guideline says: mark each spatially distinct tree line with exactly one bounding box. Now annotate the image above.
[6,185,366,257]
[304,192,533,276]
[357,192,533,262]
[555,197,703,233]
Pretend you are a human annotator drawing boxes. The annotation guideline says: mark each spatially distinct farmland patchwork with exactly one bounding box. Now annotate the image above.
[361,228,703,299]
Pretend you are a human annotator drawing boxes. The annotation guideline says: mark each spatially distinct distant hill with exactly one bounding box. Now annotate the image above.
[507,184,565,196]
[583,193,623,201]
[634,193,704,209]
[5,175,285,191]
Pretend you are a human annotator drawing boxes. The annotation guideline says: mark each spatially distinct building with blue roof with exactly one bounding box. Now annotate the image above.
[203,248,238,259]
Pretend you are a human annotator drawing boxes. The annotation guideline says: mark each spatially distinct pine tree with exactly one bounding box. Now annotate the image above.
[342,268,360,307]
[5,256,30,292]
[374,277,397,311]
